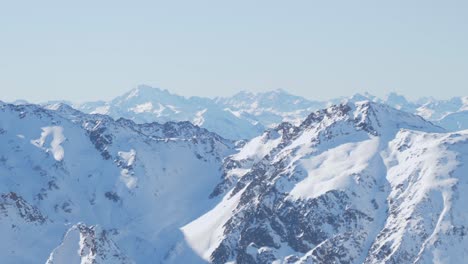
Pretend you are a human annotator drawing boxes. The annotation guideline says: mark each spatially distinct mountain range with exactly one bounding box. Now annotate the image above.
[1,87,468,263]
[24,85,467,140]
[0,102,232,263]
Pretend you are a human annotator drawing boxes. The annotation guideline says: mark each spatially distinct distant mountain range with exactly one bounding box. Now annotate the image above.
[35,85,468,139]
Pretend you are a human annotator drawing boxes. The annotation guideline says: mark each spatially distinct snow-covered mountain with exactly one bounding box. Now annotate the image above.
[69,86,468,141]
[67,86,325,140]
[343,93,468,131]
[177,101,468,263]
[0,101,233,263]
[214,89,325,128]
[2,95,468,263]
[71,85,265,140]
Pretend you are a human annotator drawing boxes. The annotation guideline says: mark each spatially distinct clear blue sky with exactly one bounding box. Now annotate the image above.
[1,0,467,102]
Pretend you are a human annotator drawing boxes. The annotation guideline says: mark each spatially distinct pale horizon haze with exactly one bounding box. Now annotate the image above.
[1,0,467,103]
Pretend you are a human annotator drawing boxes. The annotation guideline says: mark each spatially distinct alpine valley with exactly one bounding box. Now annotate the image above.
[1,87,467,263]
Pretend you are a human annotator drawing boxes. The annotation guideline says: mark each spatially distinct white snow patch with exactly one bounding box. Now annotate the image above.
[118,149,136,167]
[31,126,66,161]
[118,149,137,189]
[126,88,140,99]
[120,169,138,189]
[416,106,434,119]
[288,137,380,200]
[166,105,181,114]
[224,108,242,118]
[153,103,166,116]
[193,109,207,126]
[91,105,110,115]
[233,133,282,162]
[130,102,153,113]
[44,103,62,111]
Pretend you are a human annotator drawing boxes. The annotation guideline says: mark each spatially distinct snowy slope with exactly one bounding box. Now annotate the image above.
[0,101,234,263]
[179,101,468,263]
[436,110,468,131]
[365,129,468,263]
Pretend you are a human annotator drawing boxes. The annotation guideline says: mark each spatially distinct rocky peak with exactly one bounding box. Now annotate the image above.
[301,101,443,137]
